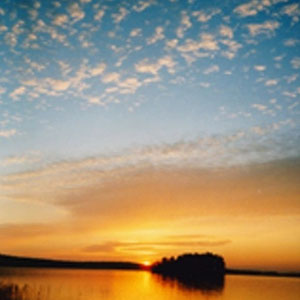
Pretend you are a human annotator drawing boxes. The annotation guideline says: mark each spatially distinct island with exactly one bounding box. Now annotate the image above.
[151,252,225,290]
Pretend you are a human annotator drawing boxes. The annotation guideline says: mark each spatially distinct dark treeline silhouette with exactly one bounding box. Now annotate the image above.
[151,252,225,291]
[151,252,225,277]
[1,252,299,278]
[226,268,300,278]
[0,254,141,270]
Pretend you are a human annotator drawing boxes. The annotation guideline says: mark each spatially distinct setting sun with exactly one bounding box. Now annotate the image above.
[142,261,152,267]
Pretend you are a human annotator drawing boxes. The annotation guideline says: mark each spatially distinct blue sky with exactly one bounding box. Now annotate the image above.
[0,0,299,167]
[0,0,299,268]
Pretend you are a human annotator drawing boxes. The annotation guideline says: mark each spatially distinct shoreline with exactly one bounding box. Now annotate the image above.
[1,254,299,278]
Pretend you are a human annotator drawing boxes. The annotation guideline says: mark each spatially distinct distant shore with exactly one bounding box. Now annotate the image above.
[0,254,299,278]
[0,254,141,270]
[226,268,300,278]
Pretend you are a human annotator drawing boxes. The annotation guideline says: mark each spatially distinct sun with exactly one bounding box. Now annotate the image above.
[142,261,151,267]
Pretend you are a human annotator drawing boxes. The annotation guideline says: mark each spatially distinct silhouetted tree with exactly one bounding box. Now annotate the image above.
[151,252,225,290]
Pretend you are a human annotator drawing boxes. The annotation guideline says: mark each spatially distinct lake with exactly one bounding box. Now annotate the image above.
[0,268,299,300]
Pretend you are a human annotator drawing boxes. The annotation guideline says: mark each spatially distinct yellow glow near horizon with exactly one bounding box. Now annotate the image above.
[0,159,299,272]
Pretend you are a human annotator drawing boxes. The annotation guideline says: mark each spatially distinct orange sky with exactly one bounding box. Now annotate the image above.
[1,157,299,272]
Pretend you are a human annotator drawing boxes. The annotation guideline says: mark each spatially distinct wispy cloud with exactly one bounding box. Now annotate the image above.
[112,7,128,23]
[4,20,23,47]
[177,33,218,53]
[234,0,288,17]
[89,63,106,76]
[252,103,267,111]
[254,65,266,71]
[117,77,142,94]
[9,86,26,100]
[1,153,41,167]
[203,64,220,74]
[284,38,300,47]
[1,125,297,203]
[147,26,165,44]
[67,3,85,23]
[130,28,142,37]
[0,25,7,32]
[48,79,72,91]
[83,236,231,254]
[247,21,280,37]
[281,3,300,24]
[265,79,279,86]
[102,72,120,83]
[94,9,105,21]
[176,11,192,38]
[1,131,299,251]
[220,39,242,59]
[53,14,69,27]
[192,8,220,22]
[219,25,234,39]
[133,0,153,12]
[135,56,176,75]
[0,129,17,138]
[291,57,300,69]
[234,0,259,17]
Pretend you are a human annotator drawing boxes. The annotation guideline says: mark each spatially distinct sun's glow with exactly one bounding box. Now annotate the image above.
[142,261,151,266]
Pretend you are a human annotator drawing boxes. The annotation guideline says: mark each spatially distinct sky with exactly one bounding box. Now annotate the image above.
[0,0,299,271]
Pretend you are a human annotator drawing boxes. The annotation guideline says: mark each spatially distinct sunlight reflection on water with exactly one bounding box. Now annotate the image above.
[0,268,299,300]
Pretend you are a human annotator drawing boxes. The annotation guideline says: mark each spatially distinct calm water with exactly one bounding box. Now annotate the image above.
[0,268,299,300]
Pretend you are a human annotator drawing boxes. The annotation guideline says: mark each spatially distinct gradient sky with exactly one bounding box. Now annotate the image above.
[0,0,299,271]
